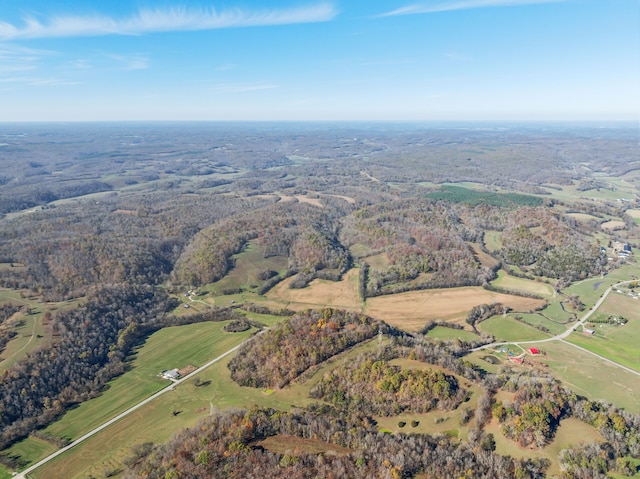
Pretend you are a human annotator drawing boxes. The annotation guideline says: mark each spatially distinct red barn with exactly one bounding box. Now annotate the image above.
[528,348,540,355]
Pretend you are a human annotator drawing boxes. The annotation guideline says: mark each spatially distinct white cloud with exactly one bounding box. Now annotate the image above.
[0,3,337,40]
[380,0,565,16]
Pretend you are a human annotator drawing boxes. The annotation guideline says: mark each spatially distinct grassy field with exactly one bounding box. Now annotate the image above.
[0,291,80,374]
[425,326,481,342]
[601,220,627,231]
[478,315,550,342]
[0,308,48,374]
[32,338,383,479]
[567,330,640,374]
[564,265,639,310]
[0,436,58,472]
[561,289,640,374]
[485,417,602,476]
[490,270,554,297]
[42,321,254,443]
[468,243,500,269]
[375,358,481,440]
[265,268,362,311]
[511,312,568,336]
[566,212,600,222]
[540,341,640,413]
[599,291,640,318]
[201,241,289,295]
[483,230,503,252]
[365,287,546,332]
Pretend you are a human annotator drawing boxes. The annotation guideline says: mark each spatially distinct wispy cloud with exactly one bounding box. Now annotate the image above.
[0,44,51,77]
[104,53,149,70]
[0,3,337,40]
[380,0,565,16]
[0,76,82,86]
[213,83,278,93]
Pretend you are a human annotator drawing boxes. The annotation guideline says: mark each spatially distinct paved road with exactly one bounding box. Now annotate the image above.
[16,331,261,479]
[470,280,640,379]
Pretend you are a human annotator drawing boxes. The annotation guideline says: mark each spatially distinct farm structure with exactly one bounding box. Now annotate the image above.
[159,369,180,380]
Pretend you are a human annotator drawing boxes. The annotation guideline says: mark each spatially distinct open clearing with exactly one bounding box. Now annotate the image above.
[265,268,362,311]
[564,293,640,372]
[601,220,626,231]
[479,315,550,342]
[599,291,640,318]
[42,322,253,442]
[626,209,640,219]
[364,287,545,332]
[32,339,383,479]
[468,243,500,269]
[485,417,602,476]
[491,270,554,297]
[425,326,481,342]
[566,212,600,222]
[204,241,288,295]
[483,230,503,252]
[540,341,640,413]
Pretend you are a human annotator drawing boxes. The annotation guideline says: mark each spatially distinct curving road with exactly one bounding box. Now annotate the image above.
[471,280,640,378]
[16,330,264,479]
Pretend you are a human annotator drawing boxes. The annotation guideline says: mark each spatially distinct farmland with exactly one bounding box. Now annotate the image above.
[265,268,362,311]
[0,124,638,479]
[364,287,545,331]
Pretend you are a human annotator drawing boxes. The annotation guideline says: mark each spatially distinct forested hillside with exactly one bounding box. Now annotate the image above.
[0,123,638,478]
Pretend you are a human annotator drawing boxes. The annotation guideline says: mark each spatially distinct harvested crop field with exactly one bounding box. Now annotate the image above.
[469,243,500,268]
[364,287,545,331]
[566,212,599,222]
[266,269,361,311]
[601,220,626,230]
[626,209,640,219]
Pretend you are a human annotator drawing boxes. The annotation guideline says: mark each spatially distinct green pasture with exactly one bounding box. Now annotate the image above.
[566,316,640,374]
[540,300,575,323]
[202,241,288,295]
[0,309,47,374]
[0,436,58,472]
[478,315,550,342]
[599,292,640,319]
[511,313,567,336]
[43,321,253,443]
[349,243,374,259]
[485,417,602,477]
[541,341,640,413]
[32,338,383,479]
[564,266,639,310]
[491,270,554,297]
[483,230,503,252]
[425,326,481,342]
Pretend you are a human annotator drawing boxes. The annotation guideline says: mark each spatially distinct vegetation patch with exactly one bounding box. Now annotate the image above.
[310,354,466,415]
[490,270,554,298]
[228,308,381,388]
[266,269,361,311]
[365,287,545,332]
[479,315,549,342]
[425,185,543,207]
[492,381,570,448]
[256,434,352,456]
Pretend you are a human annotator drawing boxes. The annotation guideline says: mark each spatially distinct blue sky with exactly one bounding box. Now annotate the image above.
[0,0,637,121]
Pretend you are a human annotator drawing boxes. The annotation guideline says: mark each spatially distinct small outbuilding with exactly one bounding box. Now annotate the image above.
[160,369,181,380]
[528,348,540,355]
